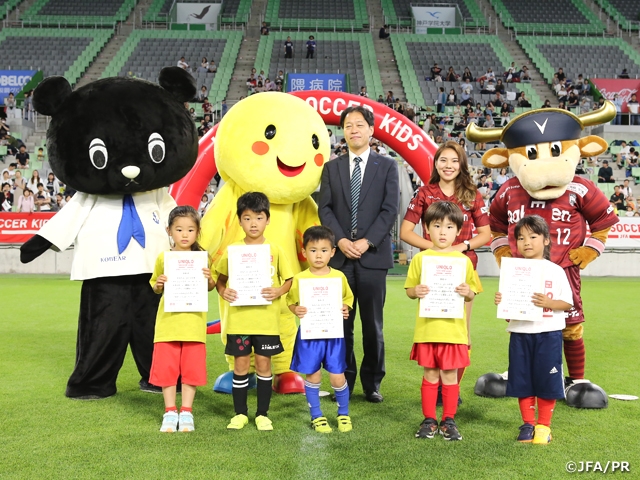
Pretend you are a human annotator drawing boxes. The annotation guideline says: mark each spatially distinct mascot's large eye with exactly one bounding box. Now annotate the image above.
[89,138,108,169]
[148,133,165,163]
[265,124,276,140]
[311,133,319,150]
[550,141,562,157]
[525,144,537,160]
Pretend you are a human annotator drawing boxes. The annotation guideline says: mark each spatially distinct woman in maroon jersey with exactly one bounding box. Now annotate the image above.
[400,141,491,383]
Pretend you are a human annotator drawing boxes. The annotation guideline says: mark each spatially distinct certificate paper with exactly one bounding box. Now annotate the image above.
[164,251,208,313]
[299,277,344,339]
[497,257,545,321]
[228,244,272,306]
[419,256,467,318]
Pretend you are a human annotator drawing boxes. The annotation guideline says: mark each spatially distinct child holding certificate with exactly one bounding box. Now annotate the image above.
[494,215,572,445]
[400,141,491,400]
[216,192,294,431]
[404,202,478,441]
[287,226,354,434]
[149,206,215,433]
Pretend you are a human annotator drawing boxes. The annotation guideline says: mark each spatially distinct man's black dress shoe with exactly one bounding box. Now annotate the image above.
[365,391,383,403]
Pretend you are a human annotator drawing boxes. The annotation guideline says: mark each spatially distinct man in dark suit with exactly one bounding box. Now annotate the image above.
[318,106,399,402]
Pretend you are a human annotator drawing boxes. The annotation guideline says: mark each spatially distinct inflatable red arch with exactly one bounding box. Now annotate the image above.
[170,91,438,207]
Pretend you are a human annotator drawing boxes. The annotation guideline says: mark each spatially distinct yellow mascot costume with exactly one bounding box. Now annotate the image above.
[201,92,330,393]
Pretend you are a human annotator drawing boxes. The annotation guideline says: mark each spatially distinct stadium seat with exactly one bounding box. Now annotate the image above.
[517,36,640,87]
[391,34,542,109]
[594,0,640,31]
[491,0,605,34]
[255,32,384,99]
[20,0,134,27]
[101,30,242,104]
[0,28,112,86]
[264,0,368,30]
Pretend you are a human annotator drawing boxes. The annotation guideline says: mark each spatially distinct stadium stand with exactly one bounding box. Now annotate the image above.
[0,28,113,86]
[20,0,135,26]
[144,0,250,25]
[595,0,640,31]
[381,0,487,28]
[264,0,369,30]
[517,37,640,85]
[0,0,21,21]
[219,0,251,25]
[391,34,541,110]
[254,32,383,99]
[144,0,182,23]
[490,0,606,34]
[101,30,242,105]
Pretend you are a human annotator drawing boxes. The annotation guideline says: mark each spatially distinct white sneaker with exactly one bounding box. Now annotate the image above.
[160,411,179,432]
[179,411,195,432]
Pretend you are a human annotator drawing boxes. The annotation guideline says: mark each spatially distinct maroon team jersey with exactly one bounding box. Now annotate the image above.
[404,183,490,269]
[490,176,619,268]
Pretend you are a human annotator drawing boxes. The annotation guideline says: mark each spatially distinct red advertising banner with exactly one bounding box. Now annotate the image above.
[591,79,640,112]
[0,212,55,243]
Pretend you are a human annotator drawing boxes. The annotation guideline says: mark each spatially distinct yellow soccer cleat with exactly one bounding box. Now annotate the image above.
[532,424,552,445]
[227,414,249,430]
[311,416,332,433]
[337,415,353,433]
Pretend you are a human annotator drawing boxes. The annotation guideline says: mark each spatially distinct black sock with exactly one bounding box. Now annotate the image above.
[232,373,249,416]
[256,374,273,417]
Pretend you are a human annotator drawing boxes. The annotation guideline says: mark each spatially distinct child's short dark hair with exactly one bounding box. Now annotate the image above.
[236,191,270,219]
[303,225,335,248]
[514,215,551,260]
[422,201,464,230]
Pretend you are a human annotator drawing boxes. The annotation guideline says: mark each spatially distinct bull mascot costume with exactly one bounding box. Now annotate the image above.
[467,101,619,409]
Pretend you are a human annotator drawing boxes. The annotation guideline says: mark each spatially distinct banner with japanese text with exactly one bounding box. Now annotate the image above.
[412,7,456,34]
[286,74,347,93]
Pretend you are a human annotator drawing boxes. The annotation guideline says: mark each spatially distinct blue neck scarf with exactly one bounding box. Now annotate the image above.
[117,194,145,254]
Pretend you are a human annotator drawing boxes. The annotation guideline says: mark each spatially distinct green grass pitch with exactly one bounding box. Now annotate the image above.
[3,274,639,479]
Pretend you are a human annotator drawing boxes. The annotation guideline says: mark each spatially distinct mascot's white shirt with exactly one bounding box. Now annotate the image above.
[38,189,176,280]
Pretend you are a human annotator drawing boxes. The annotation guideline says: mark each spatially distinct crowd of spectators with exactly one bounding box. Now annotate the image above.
[2,159,74,213]
[609,178,638,216]
[547,69,596,114]
[424,62,536,135]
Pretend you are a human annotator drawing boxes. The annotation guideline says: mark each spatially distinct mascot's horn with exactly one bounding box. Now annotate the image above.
[465,123,503,143]
[465,100,616,144]
[578,100,616,127]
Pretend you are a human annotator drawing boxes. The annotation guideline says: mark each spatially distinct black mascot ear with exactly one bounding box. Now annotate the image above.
[158,66,196,103]
[32,76,72,116]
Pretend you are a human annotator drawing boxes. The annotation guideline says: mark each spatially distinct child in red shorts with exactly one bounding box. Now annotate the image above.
[404,202,478,441]
[149,206,215,432]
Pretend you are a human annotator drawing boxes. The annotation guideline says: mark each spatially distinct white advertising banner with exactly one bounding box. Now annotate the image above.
[413,6,456,34]
[603,217,640,248]
[176,3,221,29]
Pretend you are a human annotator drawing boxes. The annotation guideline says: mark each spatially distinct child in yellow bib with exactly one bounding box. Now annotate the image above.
[216,192,294,431]
[405,201,478,441]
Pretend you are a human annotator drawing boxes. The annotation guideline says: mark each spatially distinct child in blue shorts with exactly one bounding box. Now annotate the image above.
[288,226,354,433]
[495,215,573,445]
